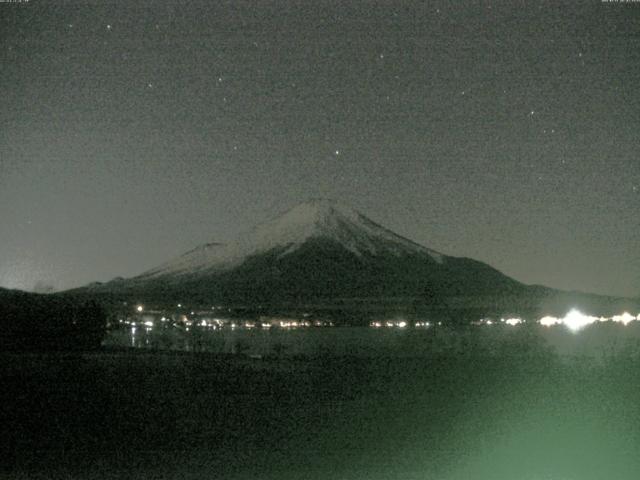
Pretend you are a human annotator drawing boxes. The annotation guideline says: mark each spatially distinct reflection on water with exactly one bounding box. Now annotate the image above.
[130,325,136,348]
[104,322,640,360]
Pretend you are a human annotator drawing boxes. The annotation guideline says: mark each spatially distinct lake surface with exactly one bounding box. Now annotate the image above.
[104,322,640,360]
[7,322,640,480]
[6,344,640,480]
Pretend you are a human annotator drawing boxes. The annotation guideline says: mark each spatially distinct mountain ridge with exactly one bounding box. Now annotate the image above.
[136,199,444,281]
[78,200,526,306]
[66,200,638,319]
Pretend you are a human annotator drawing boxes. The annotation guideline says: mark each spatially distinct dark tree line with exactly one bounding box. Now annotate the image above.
[0,291,106,351]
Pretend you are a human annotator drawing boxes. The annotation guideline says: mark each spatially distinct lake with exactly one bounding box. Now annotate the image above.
[103,321,640,360]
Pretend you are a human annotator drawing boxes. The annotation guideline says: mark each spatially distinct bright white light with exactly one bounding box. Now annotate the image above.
[539,316,562,327]
[397,321,407,328]
[612,312,636,326]
[505,318,522,326]
[563,309,597,332]
[144,321,153,327]
[136,305,143,312]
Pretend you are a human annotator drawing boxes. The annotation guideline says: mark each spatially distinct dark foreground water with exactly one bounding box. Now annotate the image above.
[3,326,640,479]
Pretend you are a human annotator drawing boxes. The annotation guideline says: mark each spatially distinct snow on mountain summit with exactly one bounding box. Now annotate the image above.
[258,199,444,260]
[138,199,444,279]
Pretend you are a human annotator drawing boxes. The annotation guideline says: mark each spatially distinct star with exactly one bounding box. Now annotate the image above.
[379,53,384,59]
[335,150,340,156]
[106,24,112,30]
[147,83,153,88]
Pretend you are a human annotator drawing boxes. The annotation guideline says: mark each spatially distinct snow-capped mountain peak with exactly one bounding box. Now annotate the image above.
[137,199,443,279]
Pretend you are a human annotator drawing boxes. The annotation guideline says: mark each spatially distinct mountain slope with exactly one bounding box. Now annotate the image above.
[137,200,444,280]
[66,200,640,319]
[85,199,526,306]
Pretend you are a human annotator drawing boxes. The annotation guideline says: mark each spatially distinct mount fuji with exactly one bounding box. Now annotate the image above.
[139,199,446,279]
[80,199,531,311]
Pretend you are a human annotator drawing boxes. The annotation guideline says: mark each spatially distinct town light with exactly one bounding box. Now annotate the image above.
[539,316,562,327]
[612,312,636,325]
[563,309,596,332]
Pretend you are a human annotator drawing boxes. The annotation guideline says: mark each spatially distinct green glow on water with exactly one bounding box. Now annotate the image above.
[7,323,640,479]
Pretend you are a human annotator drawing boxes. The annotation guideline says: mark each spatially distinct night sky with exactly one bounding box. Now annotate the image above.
[1,1,638,297]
